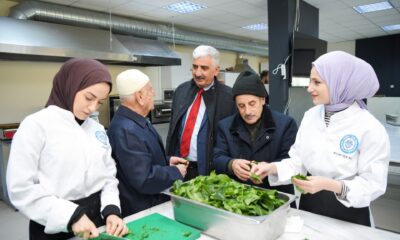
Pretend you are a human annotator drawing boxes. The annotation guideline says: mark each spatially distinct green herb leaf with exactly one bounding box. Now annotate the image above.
[291,174,308,194]
[250,172,262,182]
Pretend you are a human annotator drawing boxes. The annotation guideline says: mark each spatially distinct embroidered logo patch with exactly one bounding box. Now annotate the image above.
[95,131,108,145]
[340,134,358,154]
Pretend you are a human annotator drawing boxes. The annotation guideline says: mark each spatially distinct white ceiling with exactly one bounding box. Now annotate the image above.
[41,0,400,43]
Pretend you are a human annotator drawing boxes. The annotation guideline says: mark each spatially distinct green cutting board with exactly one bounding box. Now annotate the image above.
[94,213,201,240]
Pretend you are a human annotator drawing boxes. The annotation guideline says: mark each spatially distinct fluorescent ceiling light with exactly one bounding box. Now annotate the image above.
[353,1,392,13]
[382,24,400,31]
[242,23,268,31]
[164,1,207,14]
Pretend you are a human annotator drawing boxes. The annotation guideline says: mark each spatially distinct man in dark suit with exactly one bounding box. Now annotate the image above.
[166,45,236,180]
[213,70,298,195]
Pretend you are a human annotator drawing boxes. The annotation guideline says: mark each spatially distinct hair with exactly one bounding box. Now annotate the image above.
[260,70,269,78]
[192,45,220,67]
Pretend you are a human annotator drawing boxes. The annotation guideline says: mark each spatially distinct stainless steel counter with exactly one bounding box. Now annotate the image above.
[75,201,399,240]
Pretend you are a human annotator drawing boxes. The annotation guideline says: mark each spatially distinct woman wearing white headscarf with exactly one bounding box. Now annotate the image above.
[251,51,390,226]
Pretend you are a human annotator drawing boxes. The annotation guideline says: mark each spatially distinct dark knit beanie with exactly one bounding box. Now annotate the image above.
[232,70,268,99]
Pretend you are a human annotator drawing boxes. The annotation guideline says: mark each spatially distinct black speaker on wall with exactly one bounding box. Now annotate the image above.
[356,34,400,97]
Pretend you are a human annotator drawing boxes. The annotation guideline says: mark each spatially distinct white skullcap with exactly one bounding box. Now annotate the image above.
[116,69,150,96]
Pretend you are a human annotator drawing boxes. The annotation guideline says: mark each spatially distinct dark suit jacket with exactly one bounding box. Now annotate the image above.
[166,78,236,175]
[213,105,298,194]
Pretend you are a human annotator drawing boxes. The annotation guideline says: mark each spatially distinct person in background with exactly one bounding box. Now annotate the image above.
[260,70,269,84]
[260,70,269,94]
[166,45,236,180]
[6,58,128,240]
[213,70,297,195]
[251,51,390,226]
[107,69,187,217]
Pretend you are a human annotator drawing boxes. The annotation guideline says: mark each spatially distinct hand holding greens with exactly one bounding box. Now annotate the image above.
[248,160,262,183]
[291,174,308,194]
[171,172,286,216]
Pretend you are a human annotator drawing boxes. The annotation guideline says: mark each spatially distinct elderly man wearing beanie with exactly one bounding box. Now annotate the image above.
[213,70,298,195]
[107,69,187,217]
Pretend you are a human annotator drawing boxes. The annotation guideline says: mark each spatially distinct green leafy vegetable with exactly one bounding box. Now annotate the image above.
[291,174,308,194]
[123,229,135,238]
[248,161,262,182]
[250,172,262,182]
[171,171,286,216]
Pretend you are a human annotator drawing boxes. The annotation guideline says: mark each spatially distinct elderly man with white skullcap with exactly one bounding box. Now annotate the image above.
[107,69,187,217]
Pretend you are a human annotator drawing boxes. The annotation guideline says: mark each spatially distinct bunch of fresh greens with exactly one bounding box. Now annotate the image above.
[248,161,262,182]
[291,174,308,194]
[171,171,286,216]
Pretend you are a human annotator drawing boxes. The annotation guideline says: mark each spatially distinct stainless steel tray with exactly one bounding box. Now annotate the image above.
[163,185,296,240]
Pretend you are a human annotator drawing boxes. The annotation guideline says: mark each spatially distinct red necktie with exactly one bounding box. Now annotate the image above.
[180,88,204,158]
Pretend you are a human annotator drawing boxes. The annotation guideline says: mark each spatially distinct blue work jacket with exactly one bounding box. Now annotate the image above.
[107,105,182,217]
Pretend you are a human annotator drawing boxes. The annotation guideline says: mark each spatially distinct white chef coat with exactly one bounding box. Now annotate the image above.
[270,102,390,208]
[6,105,120,234]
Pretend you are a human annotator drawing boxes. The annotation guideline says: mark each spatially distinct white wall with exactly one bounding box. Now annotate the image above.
[325,40,400,124]
[160,45,268,91]
[161,51,192,90]
[0,45,267,126]
[368,97,400,123]
[327,40,355,54]
[289,40,398,125]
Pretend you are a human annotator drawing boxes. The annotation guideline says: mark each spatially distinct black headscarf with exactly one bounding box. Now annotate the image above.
[45,58,112,112]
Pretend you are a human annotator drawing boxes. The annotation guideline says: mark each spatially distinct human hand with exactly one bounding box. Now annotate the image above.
[72,214,99,239]
[231,159,251,181]
[250,162,277,181]
[246,161,262,184]
[292,176,331,194]
[170,156,188,166]
[176,164,187,177]
[105,214,129,237]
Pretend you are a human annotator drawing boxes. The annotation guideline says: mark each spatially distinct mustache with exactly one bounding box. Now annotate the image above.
[194,76,206,80]
[244,114,254,118]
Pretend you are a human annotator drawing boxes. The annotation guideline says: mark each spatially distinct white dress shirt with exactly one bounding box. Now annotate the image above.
[183,82,214,162]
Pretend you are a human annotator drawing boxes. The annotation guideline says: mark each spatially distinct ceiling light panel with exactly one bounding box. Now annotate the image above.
[242,23,268,31]
[382,24,400,31]
[353,1,393,14]
[164,1,207,14]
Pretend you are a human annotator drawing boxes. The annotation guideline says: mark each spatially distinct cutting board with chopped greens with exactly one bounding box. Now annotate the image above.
[94,213,201,240]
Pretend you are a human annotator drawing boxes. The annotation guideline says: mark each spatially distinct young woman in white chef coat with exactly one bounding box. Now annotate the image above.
[251,51,390,226]
[6,58,129,239]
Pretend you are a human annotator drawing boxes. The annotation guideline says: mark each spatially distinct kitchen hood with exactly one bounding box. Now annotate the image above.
[0,17,181,66]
